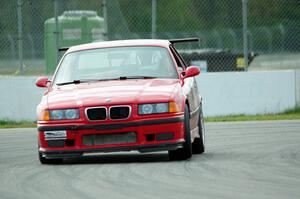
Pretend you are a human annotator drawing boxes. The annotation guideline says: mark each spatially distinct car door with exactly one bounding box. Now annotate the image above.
[169,45,200,132]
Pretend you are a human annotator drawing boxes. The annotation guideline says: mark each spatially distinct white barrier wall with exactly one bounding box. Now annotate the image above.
[196,70,297,117]
[296,70,300,107]
[0,76,44,121]
[0,70,298,121]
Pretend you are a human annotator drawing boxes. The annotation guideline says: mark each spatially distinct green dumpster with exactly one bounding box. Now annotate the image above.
[44,10,105,74]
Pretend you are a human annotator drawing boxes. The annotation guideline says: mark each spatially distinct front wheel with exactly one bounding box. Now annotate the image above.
[192,102,205,154]
[169,104,192,160]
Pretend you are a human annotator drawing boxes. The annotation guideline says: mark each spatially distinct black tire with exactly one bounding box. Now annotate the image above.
[192,102,205,154]
[39,151,63,164]
[169,104,192,160]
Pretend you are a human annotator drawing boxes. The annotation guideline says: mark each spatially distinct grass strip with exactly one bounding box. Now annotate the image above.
[0,120,36,128]
[205,107,300,122]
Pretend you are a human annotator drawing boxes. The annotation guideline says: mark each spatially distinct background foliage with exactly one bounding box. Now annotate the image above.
[0,0,300,74]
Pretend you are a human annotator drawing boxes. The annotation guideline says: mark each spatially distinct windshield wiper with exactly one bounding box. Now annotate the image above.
[56,78,122,86]
[96,78,121,81]
[56,76,156,85]
[119,76,157,80]
[56,80,81,86]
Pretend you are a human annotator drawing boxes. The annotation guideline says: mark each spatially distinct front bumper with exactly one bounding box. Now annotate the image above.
[38,116,184,159]
[40,142,184,159]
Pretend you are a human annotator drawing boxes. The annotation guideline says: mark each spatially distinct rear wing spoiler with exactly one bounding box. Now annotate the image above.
[58,47,69,52]
[169,38,199,44]
[58,38,199,51]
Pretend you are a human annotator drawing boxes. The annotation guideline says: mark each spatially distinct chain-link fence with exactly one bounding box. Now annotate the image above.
[0,0,300,75]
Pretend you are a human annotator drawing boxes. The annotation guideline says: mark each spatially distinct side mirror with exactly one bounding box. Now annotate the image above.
[182,66,200,79]
[36,76,50,88]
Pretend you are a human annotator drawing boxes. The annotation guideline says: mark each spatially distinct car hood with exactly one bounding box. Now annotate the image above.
[47,79,180,109]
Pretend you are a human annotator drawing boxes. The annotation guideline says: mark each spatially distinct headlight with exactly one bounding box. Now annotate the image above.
[51,110,64,120]
[141,104,154,114]
[138,103,169,115]
[65,109,79,119]
[49,109,79,120]
[156,103,169,113]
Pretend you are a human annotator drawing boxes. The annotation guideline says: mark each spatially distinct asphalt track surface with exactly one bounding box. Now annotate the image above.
[0,120,300,199]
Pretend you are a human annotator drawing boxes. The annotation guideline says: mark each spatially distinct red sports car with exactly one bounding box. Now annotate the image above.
[36,39,205,164]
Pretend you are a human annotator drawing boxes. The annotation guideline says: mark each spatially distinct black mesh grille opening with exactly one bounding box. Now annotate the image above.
[82,132,137,146]
[47,140,65,147]
[87,108,106,120]
[110,106,130,119]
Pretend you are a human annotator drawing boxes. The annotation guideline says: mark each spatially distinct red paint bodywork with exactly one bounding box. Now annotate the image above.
[36,39,201,159]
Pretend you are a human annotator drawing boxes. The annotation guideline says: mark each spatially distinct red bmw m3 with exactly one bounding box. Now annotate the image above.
[36,39,205,164]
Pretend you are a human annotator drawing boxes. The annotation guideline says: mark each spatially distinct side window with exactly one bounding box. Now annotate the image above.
[169,45,186,71]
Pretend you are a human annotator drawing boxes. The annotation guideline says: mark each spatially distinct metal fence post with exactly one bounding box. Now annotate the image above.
[17,0,23,74]
[242,0,249,71]
[151,0,157,39]
[102,0,108,40]
[54,0,59,65]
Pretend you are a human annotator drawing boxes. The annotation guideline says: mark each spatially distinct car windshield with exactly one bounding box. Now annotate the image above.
[53,46,178,85]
